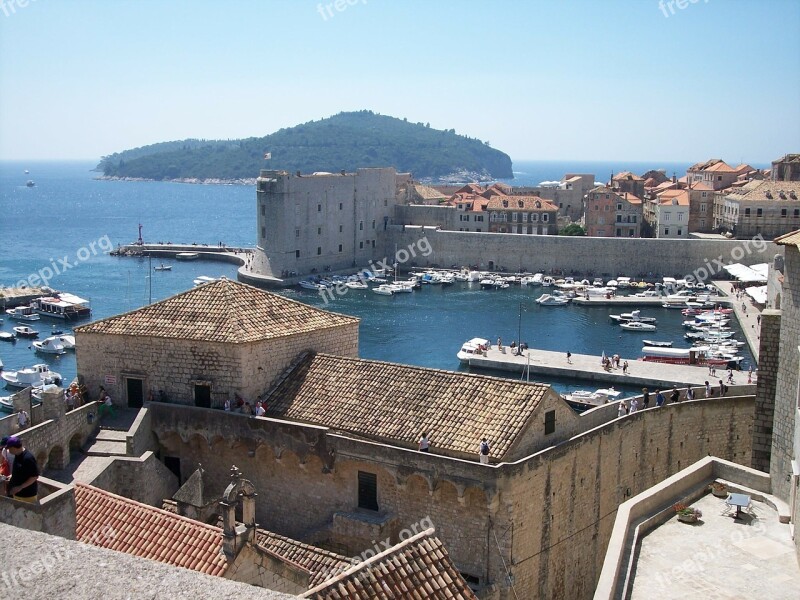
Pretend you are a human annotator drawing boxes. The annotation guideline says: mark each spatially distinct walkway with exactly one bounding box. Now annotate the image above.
[713,281,763,363]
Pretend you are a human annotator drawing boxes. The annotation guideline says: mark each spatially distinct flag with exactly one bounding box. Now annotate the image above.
[263,152,272,160]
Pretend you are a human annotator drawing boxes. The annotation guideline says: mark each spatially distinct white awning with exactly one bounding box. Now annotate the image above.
[746,285,768,305]
[722,263,768,283]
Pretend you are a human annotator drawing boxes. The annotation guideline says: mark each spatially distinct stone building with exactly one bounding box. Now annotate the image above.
[486,195,558,235]
[584,186,642,237]
[74,279,359,409]
[686,159,740,191]
[611,171,645,199]
[650,189,690,238]
[714,180,800,238]
[771,153,800,182]
[254,168,409,278]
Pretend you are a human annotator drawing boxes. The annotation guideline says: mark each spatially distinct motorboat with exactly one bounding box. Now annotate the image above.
[535,294,570,306]
[2,364,62,389]
[608,310,657,324]
[563,387,622,411]
[633,290,660,298]
[606,280,619,288]
[345,281,368,290]
[520,274,542,286]
[32,337,66,355]
[0,332,15,342]
[193,276,218,286]
[30,293,91,320]
[5,306,40,322]
[55,334,76,350]
[26,180,35,187]
[456,337,490,363]
[12,326,38,338]
[542,276,555,287]
[388,283,413,293]
[641,346,708,364]
[153,263,172,271]
[616,277,632,289]
[372,284,394,296]
[620,321,657,331]
[298,280,326,291]
[176,252,200,260]
[642,339,673,347]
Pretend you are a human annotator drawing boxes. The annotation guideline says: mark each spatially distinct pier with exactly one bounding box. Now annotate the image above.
[465,346,755,390]
[570,295,729,307]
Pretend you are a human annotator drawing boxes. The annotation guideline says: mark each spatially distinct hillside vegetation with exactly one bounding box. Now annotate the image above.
[97,111,513,181]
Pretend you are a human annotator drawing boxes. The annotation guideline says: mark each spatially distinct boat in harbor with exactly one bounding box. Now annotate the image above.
[0,332,15,342]
[388,283,413,293]
[153,263,172,271]
[563,387,622,411]
[620,321,657,331]
[345,281,368,290]
[372,284,394,296]
[608,310,657,324]
[30,293,92,320]
[642,339,673,347]
[176,252,200,260]
[535,294,570,306]
[193,276,218,286]
[12,326,38,338]
[456,337,490,363]
[2,363,62,389]
[5,306,40,322]
[53,334,75,350]
[32,337,66,355]
[298,280,327,291]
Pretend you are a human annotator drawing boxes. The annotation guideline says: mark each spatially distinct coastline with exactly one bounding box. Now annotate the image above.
[93,175,257,186]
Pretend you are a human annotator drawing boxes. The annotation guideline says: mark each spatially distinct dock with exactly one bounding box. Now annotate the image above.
[570,295,729,307]
[465,345,754,390]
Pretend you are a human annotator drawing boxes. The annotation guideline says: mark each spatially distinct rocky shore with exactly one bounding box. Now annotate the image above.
[94,176,257,186]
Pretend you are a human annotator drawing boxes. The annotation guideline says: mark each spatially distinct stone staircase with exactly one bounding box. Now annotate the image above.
[86,428,128,457]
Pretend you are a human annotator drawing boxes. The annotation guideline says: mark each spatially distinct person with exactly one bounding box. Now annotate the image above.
[66,390,76,412]
[655,390,666,407]
[243,402,253,415]
[670,387,680,404]
[566,351,572,364]
[5,436,39,503]
[622,360,629,374]
[478,437,490,464]
[727,369,734,385]
[641,388,650,409]
[418,433,430,453]
[719,380,726,396]
[254,401,266,417]
[617,401,627,418]
[711,365,717,377]
[708,364,713,376]
[17,409,29,430]
[748,366,753,384]
[629,398,639,414]
[704,380,712,397]
[1,437,14,496]
[757,314,761,325]
[497,337,502,351]
[223,398,231,411]
[685,386,695,401]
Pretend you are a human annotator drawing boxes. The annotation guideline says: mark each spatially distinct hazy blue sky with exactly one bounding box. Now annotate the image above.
[1,0,798,163]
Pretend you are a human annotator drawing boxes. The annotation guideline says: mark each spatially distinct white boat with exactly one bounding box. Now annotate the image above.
[642,339,673,347]
[372,284,394,296]
[345,281,368,290]
[55,334,76,350]
[388,283,413,293]
[542,276,555,287]
[456,337,490,363]
[12,326,38,338]
[153,264,172,271]
[453,272,469,282]
[620,321,657,331]
[5,306,40,322]
[467,271,483,282]
[608,310,657,324]
[298,280,326,291]
[0,332,15,342]
[32,337,66,355]
[176,252,200,260]
[193,276,218,286]
[564,387,622,410]
[536,294,570,306]
[2,364,62,389]
[633,290,660,298]
[30,293,91,320]
[606,280,618,288]
[616,277,632,289]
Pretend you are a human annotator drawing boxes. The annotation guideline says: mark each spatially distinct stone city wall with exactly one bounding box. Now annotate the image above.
[87,451,179,507]
[0,478,76,539]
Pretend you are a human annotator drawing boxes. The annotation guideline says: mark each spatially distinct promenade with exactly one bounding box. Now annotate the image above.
[712,281,763,363]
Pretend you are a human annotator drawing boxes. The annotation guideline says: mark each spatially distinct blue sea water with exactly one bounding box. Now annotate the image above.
[0,160,753,399]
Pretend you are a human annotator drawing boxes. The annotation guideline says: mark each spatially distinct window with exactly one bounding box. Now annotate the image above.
[295,228,300,238]
[372,220,375,229]
[384,199,388,206]
[339,202,343,210]
[260,204,265,216]
[512,213,518,222]
[476,215,484,222]
[701,219,706,228]
[677,228,682,236]
[261,226,266,239]
[795,209,800,218]
[717,176,722,181]
[594,205,599,210]
[629,229,635,237]
[616,215,622,223]
[664,228,669,235]
[701,192,707,198]
[664,212,670,222]
[700,203,707,213]
[757,208,763,217]
[357,471,378,511]
[678,213,684,221]
[317,227,322,235]
[317,204,322,212]
[523,213,528,222]
[616,228,622,237]
[781,208,787,218]
[631,216,637,223]
[359,221,363,230]
[542,214,548,222]
[338,244,342,252]
[544,410,555,435]
[339,225,343,233]
[745,208,751,217]
[617,204,622,211]
[295,250,300,258]
[604,205,609,211]
[359,241,363,249]
[317,247,321,255]
[372,240,375,248]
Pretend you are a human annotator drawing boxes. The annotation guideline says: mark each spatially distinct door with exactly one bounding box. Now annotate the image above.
[126,377,144,408]
[194,384,211,408]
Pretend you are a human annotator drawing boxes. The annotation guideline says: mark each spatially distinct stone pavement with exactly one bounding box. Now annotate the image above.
[630,493,799,599]
[712,281,763,364]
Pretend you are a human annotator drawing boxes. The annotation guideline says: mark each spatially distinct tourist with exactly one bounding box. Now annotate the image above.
[685,386,695,401]
[711,365,717,377]
[497,337,502,351]
[5,436,39,503]
[1,437,15,481]
[719,380,726,396]
[617,401,627,418]
[0,442,10,496]
[223,398,231,411]
[641,388,650,409]
[757,314,761,325]
[655,390,666,407]
[705,381,712,397]
[629,398,639,414]
[670,387,680,403]
[243,402,253,415]
[566,351,572,364]
[708,364,713,376]
[17,409,29,430]
[727,370,734,385]
[254,401,266,417]
[478,438,490,464]
[622,360,629,374]
[418,433,430,453]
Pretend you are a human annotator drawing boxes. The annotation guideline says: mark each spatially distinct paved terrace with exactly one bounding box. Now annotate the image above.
[712,280,763,363]
[630,493,799,599]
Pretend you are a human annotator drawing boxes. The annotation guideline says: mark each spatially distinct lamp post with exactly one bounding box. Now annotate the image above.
[517,301,527,355]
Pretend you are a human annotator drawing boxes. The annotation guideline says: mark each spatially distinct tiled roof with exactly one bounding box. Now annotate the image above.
[486,195,558,212]
[726,180,800,202]
[74,278,359,343]
[657,190,690,206]
[613,171,643,181]
[255,530,351,587]
[688,158,725,171]
[775,229,800,248]
[413,184,448,201]
[303,529,477,600]
[75,483,227,576]
[263,352,548,459]
[689,181,714,191]
[704,161,737,173]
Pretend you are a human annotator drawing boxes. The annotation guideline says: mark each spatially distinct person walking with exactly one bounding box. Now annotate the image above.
[670,387,680,404]
[629,398,639,414]
[617,401,627,418]
[685,386,695,401]
[566,351,572,364]
[705,380,712,397]
[17,409,29,430]
[622,360,629,374]
[4,436,39,503]
[641,388,650,409]
[418,433,430,453]
[655,390,666,407]
[478,438,490,464]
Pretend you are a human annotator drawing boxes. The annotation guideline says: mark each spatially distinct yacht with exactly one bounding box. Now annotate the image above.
[372,284,394,296]
[456,338,490,363]
[535,294,570,306]
[620,321,657,331]
[6,306,40,322]
[608,310,657,324]
[344,281,368,290]
[30,293,92,320]
[563,387,622,411]
[12,326,38,338]
[2,364,62,389]
[32,337,66,355]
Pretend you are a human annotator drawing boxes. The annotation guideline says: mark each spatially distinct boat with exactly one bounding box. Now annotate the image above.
[456,337,490,363]
[345,281,368,290]
[641,346,708,364]
[30,293,92,320]
[5,306,40,321]
[12,326,38,338]
[535,294,570,306]
[608,310,657,324]
[620,321,657,331]
[54,334,76,350]
[633,290,660,298]
[153,264,172,271]
[0,392,43,414]
[616,277,632,289]
[26,180,35,187]
[2,364,62,389]
[388,282,414,293]
[176,252,200,260]
[298,280,326,291]
[564,387,622,411]
[32,337,66,355]
[372,284,394,296]
[542,276,555,287]
[193,276,218,286]
[642,340,673,347]
[0,332,15,342]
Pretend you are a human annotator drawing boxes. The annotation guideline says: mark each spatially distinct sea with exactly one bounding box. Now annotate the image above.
[0,160,755,400]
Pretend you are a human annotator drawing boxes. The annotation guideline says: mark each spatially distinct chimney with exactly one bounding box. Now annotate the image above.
[221,466,257,561]
[672,173,677,184]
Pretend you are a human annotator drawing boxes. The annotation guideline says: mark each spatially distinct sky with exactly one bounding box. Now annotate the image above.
[1,0,798,163]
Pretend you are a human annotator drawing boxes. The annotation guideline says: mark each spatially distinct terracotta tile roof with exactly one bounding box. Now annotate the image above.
[74,278,359,344]
[486,195,558,212]
[725,180,800,203]
[688,158,726,171]
[303,529,477,599]
[704,161,737,173]
[453,183,484,195]
[255,530,351,587]
[774,229,800,248]
[689,181,714,191]
[657,190,689,206]
[613,171,643,181]
[619,192,641,205]
[75,483,227,577]
[263,352,548,460]
[412,184,448,201]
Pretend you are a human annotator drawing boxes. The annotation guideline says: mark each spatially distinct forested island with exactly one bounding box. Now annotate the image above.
[97,111,514,183]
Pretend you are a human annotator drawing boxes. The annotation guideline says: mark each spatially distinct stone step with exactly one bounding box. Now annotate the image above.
[85,440,128,457]
[96,429,127,442]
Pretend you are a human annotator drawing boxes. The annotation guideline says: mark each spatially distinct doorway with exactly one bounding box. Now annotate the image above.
[194,383,211,408]
[126,377,144,408]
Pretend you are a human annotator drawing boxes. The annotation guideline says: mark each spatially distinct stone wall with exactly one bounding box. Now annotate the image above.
[149,395,754,600]
[0,478,76,539]
[227,545,310,594]
[380,229,780,278]
[88,451,179,507]
[753,309,781,472]
[19,402,99,471]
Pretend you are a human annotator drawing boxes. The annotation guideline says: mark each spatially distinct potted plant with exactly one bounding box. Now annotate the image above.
[710,482,729,498]
[673,502,702,523]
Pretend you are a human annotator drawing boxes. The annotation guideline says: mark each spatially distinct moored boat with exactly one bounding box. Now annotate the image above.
[30,293,91,320]
[0,332,16,342]
[193,276,218,286]
[563,387,622,411]
[620,321,657,331]
[456,338,490,363]
[5,306,40,322]
[12,326,38,338]
[176,252,200,260]
[642,339,673,347]
[535,294,570,306]
[2,363,62,389]
[372,284,394,296]
[153,263,172,271]
[32,337,66,355]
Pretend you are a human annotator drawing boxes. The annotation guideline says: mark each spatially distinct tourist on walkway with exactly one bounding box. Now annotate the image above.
[705,381,712,397]
[419,433,430,453]
[479,438,490,464]
[719,380,727,396]
[685,386,695,401]
[223,398,230,411]
[17,409,29,430]
[617,401,627,418]
[497,337,502,351]
[727,370,734,385]
[629,398,639,414]
[254,401,266,417]
[670,387,680,403]
[566,351,572,364]
[5,436,39,503]
[641,388,650,409]
[655,390,665,407]
[622,360,629,374]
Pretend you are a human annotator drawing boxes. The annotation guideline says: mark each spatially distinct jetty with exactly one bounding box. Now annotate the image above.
[570,295,729,307]
[464,345,753,389]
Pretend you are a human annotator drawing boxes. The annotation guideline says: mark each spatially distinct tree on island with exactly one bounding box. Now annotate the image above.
[559,223,586,236]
